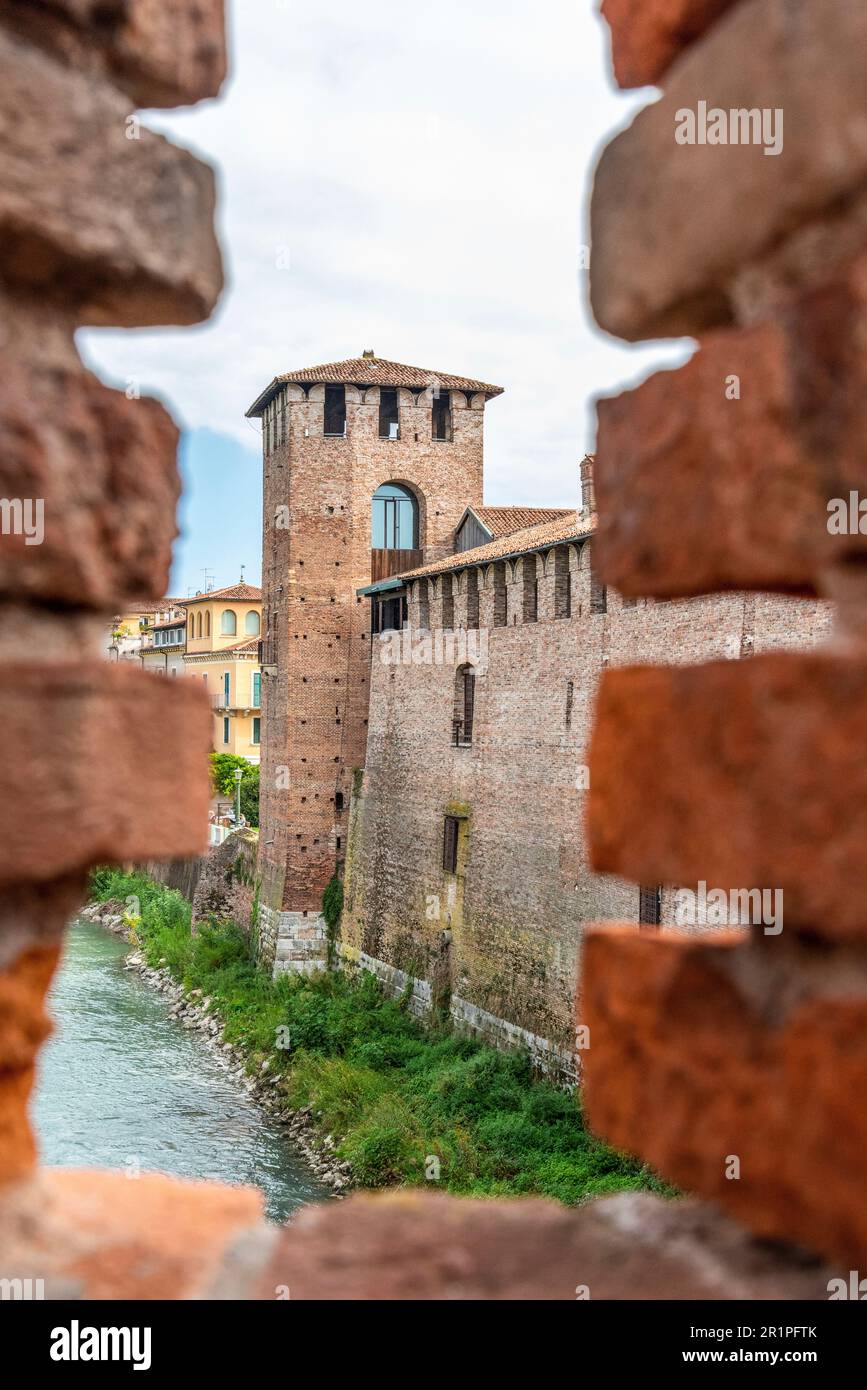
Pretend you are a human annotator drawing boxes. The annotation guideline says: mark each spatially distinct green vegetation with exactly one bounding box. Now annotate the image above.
[209,753,259,827]
[88,868,669,1203]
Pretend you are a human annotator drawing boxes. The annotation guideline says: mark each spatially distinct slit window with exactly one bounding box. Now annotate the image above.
[335,792,344,811]
[432,390,452,441]
[453,666,475,746]
[378,388,400,439]
[324,385,346,436]
[639,885,661,927]
[443,815,460,873]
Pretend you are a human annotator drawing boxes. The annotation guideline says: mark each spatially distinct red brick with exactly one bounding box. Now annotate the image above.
[581,929,867,1267]
[587,652,867,940]
[0,354,181,609]
[251,1188,833,1300]
[0,27,223,326]
[0,0,227,108]
[0,665,212,885]
[600,0,741,89]
[590,0,867,340]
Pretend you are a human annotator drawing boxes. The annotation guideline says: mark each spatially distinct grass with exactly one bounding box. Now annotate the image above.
[89,867,671,1202]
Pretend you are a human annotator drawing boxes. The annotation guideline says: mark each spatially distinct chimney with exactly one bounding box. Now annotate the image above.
[580,453,596,518]
[362,348,375,359]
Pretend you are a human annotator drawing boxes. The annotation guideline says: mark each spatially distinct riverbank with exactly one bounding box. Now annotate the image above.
[87,868,670,1203]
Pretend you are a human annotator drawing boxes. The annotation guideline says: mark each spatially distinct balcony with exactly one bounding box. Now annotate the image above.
[212,689,261,711]
[370,548,423,584]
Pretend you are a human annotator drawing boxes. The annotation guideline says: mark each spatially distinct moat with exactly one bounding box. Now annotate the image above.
[33,917,327,1221]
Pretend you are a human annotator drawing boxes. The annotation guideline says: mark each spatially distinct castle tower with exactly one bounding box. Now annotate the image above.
[246,352,503,973]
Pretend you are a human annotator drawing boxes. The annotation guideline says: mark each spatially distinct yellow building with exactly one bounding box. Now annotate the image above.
[182,583,263,763]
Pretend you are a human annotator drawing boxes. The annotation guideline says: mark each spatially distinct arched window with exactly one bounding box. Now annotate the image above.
[196,611,202,639]
[245,610,261,636]
[371,482,418,550]
[205,611,211,637]
[221,609,237,635]
[453,665,475,746]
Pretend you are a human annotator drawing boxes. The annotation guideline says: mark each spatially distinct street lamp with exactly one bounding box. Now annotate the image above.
[234,766,243,826]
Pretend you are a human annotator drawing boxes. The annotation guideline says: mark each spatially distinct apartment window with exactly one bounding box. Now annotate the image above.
[324,385,346,436]
[378,387,400,439]
[443,815,460,873]
[252,717,261,745]
[639,885,661,927]
[432,390,452,441]
[223,717,230,745]
[253,671,261,706]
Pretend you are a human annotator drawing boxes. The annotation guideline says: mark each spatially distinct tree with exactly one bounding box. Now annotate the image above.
[209,754,259,828]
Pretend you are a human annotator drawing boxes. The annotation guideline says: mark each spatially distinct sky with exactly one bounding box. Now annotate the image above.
[76,0,689,598]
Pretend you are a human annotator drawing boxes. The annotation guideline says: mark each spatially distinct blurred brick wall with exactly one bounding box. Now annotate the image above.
[583,0,867,1271]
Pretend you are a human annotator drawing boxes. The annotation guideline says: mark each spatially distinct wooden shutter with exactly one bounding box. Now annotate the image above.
[443,816,459,873]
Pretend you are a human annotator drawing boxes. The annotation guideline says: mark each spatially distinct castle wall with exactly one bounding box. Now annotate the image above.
[341,540,832,1078]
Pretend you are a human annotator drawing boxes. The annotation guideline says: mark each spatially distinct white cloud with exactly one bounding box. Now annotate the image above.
[77,0,690,508]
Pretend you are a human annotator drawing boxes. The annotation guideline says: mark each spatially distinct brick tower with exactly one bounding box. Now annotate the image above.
[246,353,503,972]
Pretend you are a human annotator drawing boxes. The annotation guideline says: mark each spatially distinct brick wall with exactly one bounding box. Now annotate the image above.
[341,540,828,1077]
[256,380,491,970]
[583,0,867,1271]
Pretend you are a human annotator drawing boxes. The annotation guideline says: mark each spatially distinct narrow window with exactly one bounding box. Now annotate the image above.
[335,792,344,811]
[252,717,261,744]
[441,574,454,628]
[492,562,507,627]
[324,384,346,436]
[466,569,479,629]
[463,668,475,744]
[443,815,460,873]
[223,716,230,745]
[523,556,538,622]
[253,671,261,706]
[589,548,607,614]
[453,666,475,746]
[554,548,571,619]
[639,885,661,927]
[378,387,400,439]
[432,390,452,441]
[565,680,574,730]
[205,611,211,637]
[223,671,230,705]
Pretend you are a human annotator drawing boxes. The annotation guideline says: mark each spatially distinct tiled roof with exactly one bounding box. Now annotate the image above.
[469,506,574,539]
[184,583,262,604]
[246,355,504,416]
[388,511,595,583]
[221,636,260,655]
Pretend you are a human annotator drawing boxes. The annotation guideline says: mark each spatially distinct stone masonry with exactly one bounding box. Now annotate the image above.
[246,357,502,974]
[341,512,829,1082]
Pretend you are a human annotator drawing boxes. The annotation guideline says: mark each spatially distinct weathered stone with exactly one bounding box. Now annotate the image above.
[590,0,867,340]
[0,665,212,885]
[0,1168,273,1298]
[582,929,867,1267]
[192,829,258,932]
[600,0,741,89]
[588,652,867,939]
[0,0,227,109]
[0,27,223,325]
[0,946,60,1181]
[251,1189,833,1299]
[0,353,181,608]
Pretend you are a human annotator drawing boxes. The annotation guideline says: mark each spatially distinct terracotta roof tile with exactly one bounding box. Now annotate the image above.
[394,511,595,582]
[246,355,503,416]
[470,506,574,538]
[184,583,262,604]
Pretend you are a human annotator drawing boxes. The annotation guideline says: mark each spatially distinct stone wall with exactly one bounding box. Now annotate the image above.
[341,546,829,1077]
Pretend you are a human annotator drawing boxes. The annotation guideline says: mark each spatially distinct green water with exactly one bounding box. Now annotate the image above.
[33,918,328,1220]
